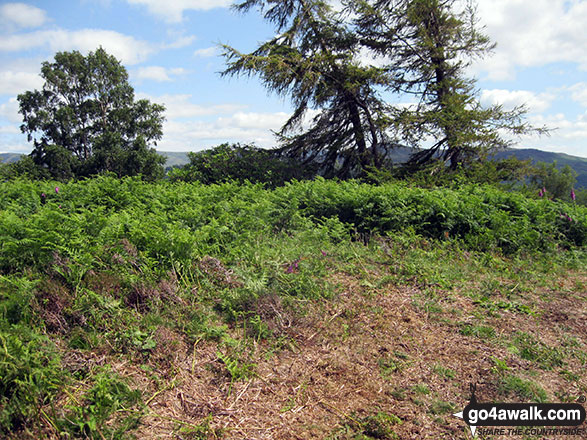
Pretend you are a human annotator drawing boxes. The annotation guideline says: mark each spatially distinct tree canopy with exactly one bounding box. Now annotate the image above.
[223,0,546,176]
[222,0,393,178]
[355,0,547,170]
[18,47,166,180]
[168,143,314,186]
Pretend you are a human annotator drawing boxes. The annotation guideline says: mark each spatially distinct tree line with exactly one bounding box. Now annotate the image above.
[3,0,561,188]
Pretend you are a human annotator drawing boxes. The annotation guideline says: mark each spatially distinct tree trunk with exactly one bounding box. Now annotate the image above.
[348,100,369,170]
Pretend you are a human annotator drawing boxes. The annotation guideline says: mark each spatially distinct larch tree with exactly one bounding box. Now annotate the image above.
[354,0,548,170]
[221,0,394,178]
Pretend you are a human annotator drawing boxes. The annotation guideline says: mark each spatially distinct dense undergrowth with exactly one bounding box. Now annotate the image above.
[0,176,585,438]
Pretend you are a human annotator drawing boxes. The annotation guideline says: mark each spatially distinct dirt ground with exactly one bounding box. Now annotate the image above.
[118,270,587,440]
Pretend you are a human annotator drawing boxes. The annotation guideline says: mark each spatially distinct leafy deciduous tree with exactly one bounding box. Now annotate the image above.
[18,47,166,180]
[169,143,313,186]
[530,161,577,201]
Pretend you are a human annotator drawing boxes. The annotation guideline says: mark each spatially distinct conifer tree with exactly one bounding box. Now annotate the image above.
[222,0,393,177]
[354,0,547,170]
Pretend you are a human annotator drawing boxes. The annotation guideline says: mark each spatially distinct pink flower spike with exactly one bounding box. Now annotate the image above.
[55,186,59,194]
[538,189,543,197]
[321,250,327,257]
[571,189,576,201]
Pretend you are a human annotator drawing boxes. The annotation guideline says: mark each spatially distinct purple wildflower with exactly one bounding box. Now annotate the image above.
[538,189,543,197]
[285,258,301,273]
[55,186,59,194]
[321,250,327,257]
[40,193,46,205]
[571,188,576,201]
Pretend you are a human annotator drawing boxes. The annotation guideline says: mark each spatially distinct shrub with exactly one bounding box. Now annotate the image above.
[0,327,63,434]
[168,143,314,187]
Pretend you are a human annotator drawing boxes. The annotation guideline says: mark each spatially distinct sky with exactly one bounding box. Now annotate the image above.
[0,0,586,158]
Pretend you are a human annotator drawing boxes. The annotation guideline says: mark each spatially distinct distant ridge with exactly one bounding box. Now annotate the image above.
[159,151,191,168]
[157,148,587,188]
[3,148,586,187]
[493,148,587,188]
[0,153,24,164]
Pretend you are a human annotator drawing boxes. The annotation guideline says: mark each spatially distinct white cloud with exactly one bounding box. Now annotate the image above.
[0,96,28,152]
[355,46,390,68]
[473,0,587,80]
[134,66,188,82]
[0,141,31,154]
[126,0,232,23]
[138,93,246,119]
[568,83,587,108]
[0,98,21,124]
[133,93,288,150]
[480,89,555,113]
[163,35,196,49]
[217,111,290,130]
[0,125,19,135]
[135,66,172,82]
[194,46,218,58]
[0,3,47,30]
[0,71,43,95]
[159,119,280,151]
[511,112,587,157]
[0,29,154,65]
[155,110,291,150]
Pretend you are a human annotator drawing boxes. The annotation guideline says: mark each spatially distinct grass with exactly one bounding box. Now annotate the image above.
[507,331,566,370]
[498,375,549,403]
[0,176,585,438]
[459,323,496,339]
[378,352,411,379]
[432,365,457,380]
[327,411,402,439]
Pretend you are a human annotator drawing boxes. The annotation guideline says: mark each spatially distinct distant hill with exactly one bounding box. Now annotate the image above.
[493,148,587,188]
[160,151,190,168]
[0,153,23,164]
[3,148,586,187]
[155,148,587,187]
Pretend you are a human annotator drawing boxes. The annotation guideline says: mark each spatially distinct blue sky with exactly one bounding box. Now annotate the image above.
[1,0,586,158]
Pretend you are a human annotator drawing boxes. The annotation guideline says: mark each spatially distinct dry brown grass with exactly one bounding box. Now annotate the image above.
[23,262,584,440]
[99,267,587,440]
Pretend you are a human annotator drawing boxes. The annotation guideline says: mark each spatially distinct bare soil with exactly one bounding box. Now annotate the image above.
[115,270,587,439]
